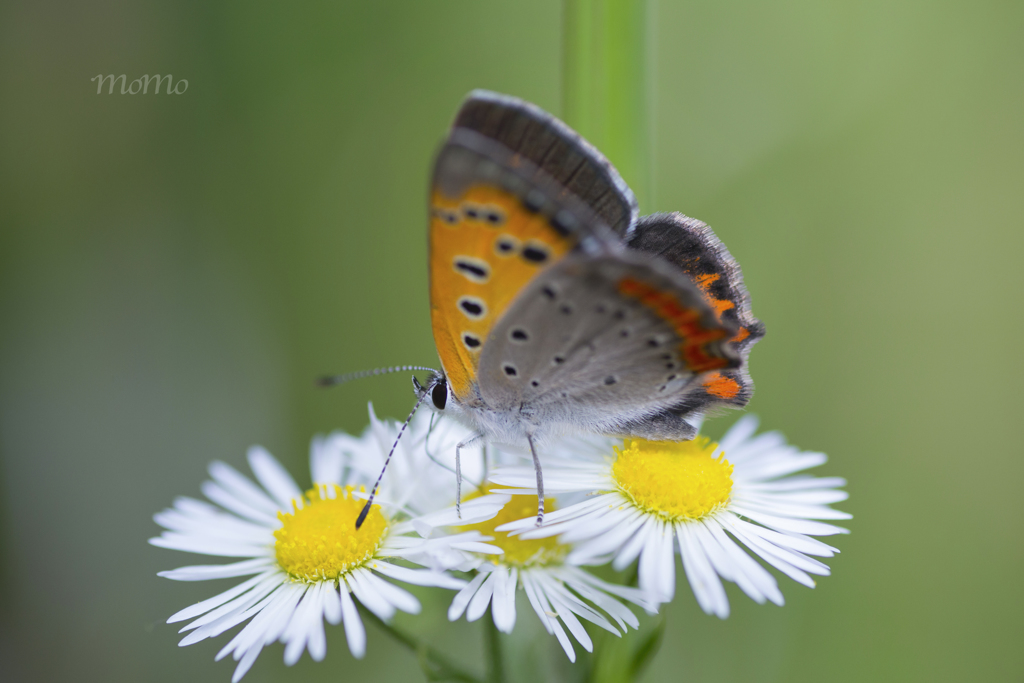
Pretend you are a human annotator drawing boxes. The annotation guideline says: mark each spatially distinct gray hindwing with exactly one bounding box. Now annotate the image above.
[476,249,739,432]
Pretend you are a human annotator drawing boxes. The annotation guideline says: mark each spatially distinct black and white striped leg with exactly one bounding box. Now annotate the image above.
[527,434,544,526]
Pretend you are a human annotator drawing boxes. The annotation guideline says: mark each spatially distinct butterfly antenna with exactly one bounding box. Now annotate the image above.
[317,365,437,388]
[355,391,429,529]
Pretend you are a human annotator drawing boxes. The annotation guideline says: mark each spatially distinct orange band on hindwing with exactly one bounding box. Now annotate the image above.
[701,371,741,399]
[617,277,730,373]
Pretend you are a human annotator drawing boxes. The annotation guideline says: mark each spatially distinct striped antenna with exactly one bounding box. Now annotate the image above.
[355,390,428,529]
[316,365,437,388]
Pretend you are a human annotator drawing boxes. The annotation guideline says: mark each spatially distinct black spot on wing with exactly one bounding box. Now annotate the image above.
[495,235,519,256]
[453,257,490,283]
[458,296,487,319]
[432,207,459,225]
[522,243,550,264]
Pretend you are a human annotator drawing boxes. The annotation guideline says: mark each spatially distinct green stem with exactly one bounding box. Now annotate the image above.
[562,0,653,209]
[360,607,483,683]
[484,616,507,683]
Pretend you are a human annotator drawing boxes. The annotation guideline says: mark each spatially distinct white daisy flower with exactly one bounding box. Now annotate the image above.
[150,433,485,682]
[362,409,655,663]
[491,415,851,618]
[445,491,656,663]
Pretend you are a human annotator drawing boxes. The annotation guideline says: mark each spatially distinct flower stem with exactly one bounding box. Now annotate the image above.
[562,0,653,209]
[484,616,507,683]
[360,607,483,683]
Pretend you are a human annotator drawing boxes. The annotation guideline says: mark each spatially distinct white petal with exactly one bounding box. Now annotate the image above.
[538,580,594,651]
[730,506,849,536]
[719,414,760,452]
[178,573,283,636]
[612,517,656,571]
[741,488,849,505]
[568,568,652,611]
[167,571,273,623]
[370,560,465,589]
[522,573,575,662]
[149,534,269,558]
[306,599,328,662]
[497,494,616,535]
[361,571,421,615]
[732,495,852,520]
[338,584,366,658]
[490,565,517,633]
[232,643,262,683]
[466,570,498,622]
[346,569,395,621]
[208,461,282,516]
[217,583,303,664]
[448,571,488,621]
[745,476,847,492]
[412,494,511,534]
[283,584,322,666]
[566,521,641,565]
[736,452,827,481]
[153,504,273,542]
[564,575,639,631]
[538,572,615,635]
[700,520,782,606]
[223,585,304,681]
[159,558,274,582]
[247,446,303,510]
[637,520,675,603]
[322,580,342,625]
[677,523,729,618]
[559,503,643,545]
[310,433,355,485]
[728,430,787,462]
[721,512,839,557]
[725,523,818,587]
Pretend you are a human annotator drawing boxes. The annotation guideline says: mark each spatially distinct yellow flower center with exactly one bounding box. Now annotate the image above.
[461,490,567,567]
[611,436,733,521]
[273,485,387,582]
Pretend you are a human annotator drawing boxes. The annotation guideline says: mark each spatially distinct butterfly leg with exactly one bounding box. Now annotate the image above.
[455,433,483,519]
[526,434,545,526]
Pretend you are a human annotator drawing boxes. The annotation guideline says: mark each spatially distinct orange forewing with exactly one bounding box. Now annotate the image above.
[429,184,575,400]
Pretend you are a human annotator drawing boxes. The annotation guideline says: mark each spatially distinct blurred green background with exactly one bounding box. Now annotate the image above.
[1,1,1022,681]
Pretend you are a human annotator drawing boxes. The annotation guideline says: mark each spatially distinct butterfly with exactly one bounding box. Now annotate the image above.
[338,90,764,527]
[403,90,765,521]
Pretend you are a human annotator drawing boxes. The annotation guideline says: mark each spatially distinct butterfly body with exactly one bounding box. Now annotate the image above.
[424,91,764,452]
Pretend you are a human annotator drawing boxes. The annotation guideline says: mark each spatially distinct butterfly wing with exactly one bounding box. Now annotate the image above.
[626,213,765,417]
[429,91,636,404]
[450,90,637,236]
[476,248,740,437]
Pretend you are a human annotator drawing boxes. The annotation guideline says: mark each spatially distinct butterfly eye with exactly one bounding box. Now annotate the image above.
[430,380,448,410]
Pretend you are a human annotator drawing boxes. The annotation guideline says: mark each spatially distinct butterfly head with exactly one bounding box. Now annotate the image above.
[413,371,450,413]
